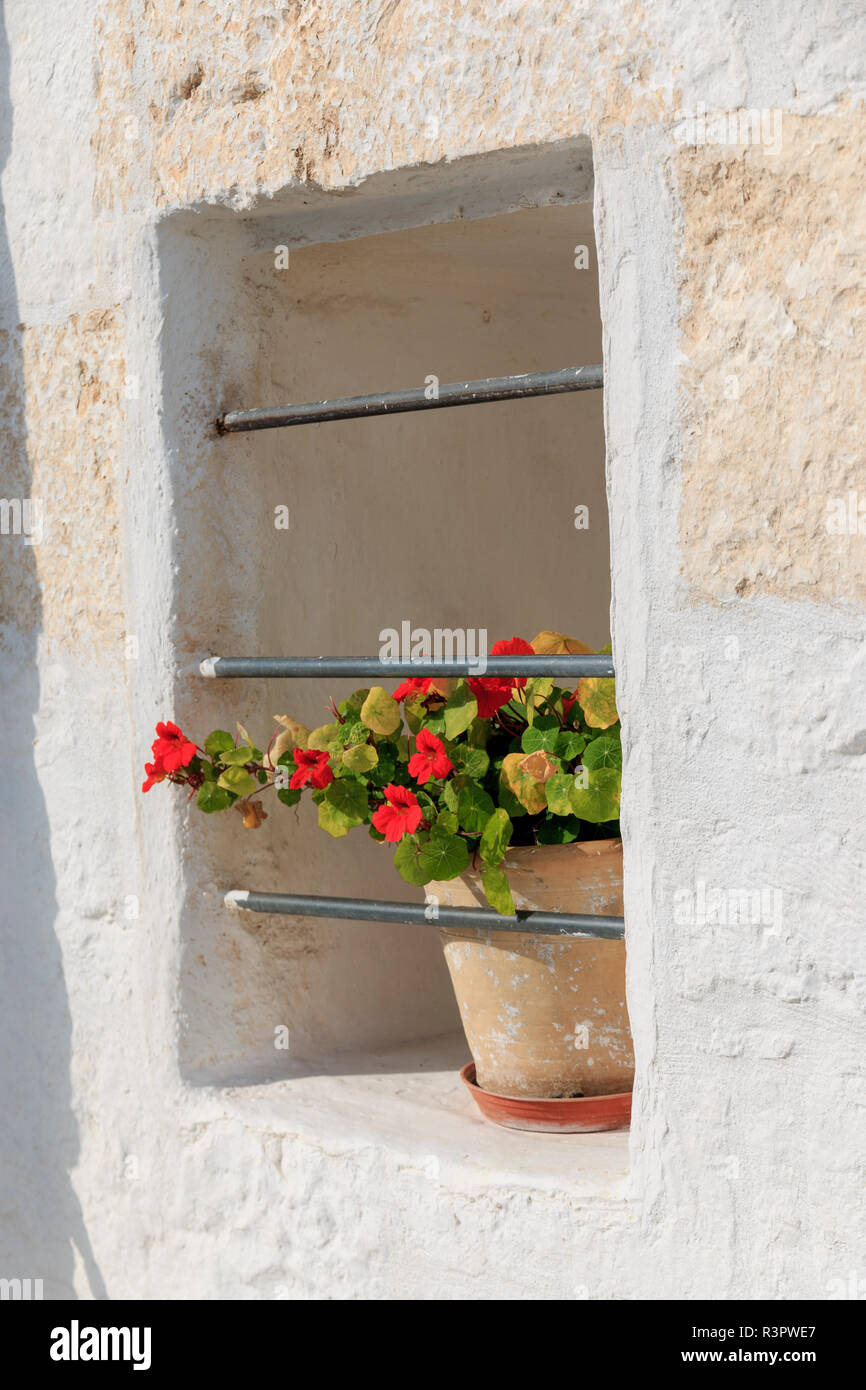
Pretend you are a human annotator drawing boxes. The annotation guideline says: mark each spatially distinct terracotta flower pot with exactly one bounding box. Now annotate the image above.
[427,839,633,1100]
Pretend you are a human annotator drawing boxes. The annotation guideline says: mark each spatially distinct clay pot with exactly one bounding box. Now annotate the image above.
[427,839,633,1100]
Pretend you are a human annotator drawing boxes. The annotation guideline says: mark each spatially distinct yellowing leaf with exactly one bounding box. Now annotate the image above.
[500,752,547,814]
[576,677,619,729]
[236,798,268,829]
[307,722,341,751]
[518,750,558,783]
[360,686,401,736]
[274,715,309,744]
[530,631,593,655]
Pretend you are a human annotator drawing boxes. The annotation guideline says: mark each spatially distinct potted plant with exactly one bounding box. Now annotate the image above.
[143,631,633,1122]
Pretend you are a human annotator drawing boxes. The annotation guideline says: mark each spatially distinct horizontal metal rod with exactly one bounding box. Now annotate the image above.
[218,365,603,433]
[226,891,625,939]
[200,654,614,679]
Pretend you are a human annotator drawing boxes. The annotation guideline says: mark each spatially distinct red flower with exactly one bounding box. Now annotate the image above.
[290,748,334,790]
[392,676,433,702]
[151,720,197,772]
[408,729,453,784]
[468,637,534,718]
[562,689,579,719]
[141,759,166,793]
[372,784,423,842]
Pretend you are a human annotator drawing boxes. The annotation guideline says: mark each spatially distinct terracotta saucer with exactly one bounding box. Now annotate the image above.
[460,1062,632,1133]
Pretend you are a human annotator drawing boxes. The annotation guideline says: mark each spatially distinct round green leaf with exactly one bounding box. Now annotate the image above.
[521,715,560,755]
[342,743,379,773]
[217,766,258,797]
[582,735,622,772]
[418,833,470,881]
[197,781,233,813]
[393,836,429,886]
[204,730,235,758]
[543,771,574,817]
[455,777,494,834]
[220,744,255,766]
[570,767,621,822]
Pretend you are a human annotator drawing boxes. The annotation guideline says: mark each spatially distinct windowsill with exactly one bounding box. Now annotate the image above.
[189,1031,631,1199]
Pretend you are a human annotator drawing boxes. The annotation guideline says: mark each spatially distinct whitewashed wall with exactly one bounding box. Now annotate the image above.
[0,0,864,1299]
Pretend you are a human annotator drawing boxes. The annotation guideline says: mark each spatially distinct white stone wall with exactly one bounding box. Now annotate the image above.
[0,0,864,1299]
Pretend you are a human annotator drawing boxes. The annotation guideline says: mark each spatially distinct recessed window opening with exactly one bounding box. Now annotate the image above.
[158,144,618,1105]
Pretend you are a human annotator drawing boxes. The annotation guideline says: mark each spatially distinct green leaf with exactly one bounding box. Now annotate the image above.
[197,781,233,813]
[576,677,618,729]
[342,743,378,773]
[393,836,429,886]
[443,780,459,814]
[521,715,560,755]
[337,689,370,718]
[544,771,575,816]
[307,722,342,752]
[220,744,255,766]
[582,735,622,772]
[277,787,301,807]
[570,767,621,822]
[442,681,478,739]
[204,730,235,758]
[556,729,587,761]
[480,807,512,866]
[500,752,547,814]
[481,863,515,915]
[360,686,402,736]
[455,776,495,833]
[217,766,258,797]
[367,745,396,787]
[536,814,582,844]
[325,777,368,822]
[449,744,489,779]
[318,800,353,837]
[418,833,470,881]
[435,809,459,835]
[466,717,490,748]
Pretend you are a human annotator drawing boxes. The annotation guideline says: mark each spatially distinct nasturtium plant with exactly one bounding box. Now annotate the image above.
[141,633,621,914]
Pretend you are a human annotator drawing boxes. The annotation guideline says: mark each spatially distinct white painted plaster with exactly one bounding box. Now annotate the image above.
[0,0,863,1302]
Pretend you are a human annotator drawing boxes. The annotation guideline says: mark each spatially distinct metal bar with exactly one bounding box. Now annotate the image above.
[200,654,614,679]
[218,365,603,434]
[225,890,624,939]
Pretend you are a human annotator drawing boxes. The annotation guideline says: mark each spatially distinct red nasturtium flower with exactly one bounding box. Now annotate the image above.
[142,720,197,792]
[408,728,453,784]
[151,721,197,772]
[372,784,423,842]
[290,748,334,790]
[468,637,535,717]
[561,689,579,719]
[141,760,166,793]
[391,676,433,702]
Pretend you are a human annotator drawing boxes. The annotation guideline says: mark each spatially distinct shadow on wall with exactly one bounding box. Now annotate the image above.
[0,11,105,1299]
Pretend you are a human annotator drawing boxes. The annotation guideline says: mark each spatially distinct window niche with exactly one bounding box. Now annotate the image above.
[156,140,611,1086]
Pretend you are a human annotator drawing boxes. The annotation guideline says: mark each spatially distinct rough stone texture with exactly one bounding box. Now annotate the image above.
[1,0,864,1300]
[677,110,866,603]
